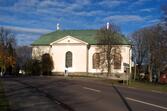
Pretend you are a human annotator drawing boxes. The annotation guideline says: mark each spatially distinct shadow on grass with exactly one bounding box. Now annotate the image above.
[0,80,10,111]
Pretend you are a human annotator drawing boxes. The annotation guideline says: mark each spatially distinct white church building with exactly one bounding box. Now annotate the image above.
[32,24,132,79]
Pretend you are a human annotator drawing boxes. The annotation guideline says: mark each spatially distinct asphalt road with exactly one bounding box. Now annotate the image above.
[1,76,167,111]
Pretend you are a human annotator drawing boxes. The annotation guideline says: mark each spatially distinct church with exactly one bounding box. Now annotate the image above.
[31,24,132,79]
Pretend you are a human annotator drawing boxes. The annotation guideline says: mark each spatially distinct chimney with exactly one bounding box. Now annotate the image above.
[107,22,109,30]
[57,23,60,30]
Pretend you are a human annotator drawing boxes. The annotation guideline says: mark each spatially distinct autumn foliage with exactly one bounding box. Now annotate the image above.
[0,27,16,74]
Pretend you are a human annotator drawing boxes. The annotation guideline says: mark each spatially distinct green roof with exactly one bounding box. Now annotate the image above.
[32,30,130,45]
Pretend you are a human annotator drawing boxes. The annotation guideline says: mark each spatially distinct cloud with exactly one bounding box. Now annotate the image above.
[104,15,144,23]
[2,0,92,18]
[140,8,155,12]
[129,0,152,8]
[70,10,106,16]
[0,0,163,45]
[10,0,90,14]
[0,16,16,22]
[148,19,160,24]
[16,33,40,46]
[133,0,151,5]
[99,0,127,7]
[140,19,161,28]
[1,25,52,34]
[38,0,68,8]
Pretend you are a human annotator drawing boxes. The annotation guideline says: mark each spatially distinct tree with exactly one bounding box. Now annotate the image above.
[41,53,54,75]
[16,46,32,70]
[147,25,167,82]
[132,27,150,81]
[131,25,167,82]
[0,27,16,74]
[131,28,149,79]
[23,59,41,75]
[162,4,167,27]
[95,23,123,76]
[130,4,167,82]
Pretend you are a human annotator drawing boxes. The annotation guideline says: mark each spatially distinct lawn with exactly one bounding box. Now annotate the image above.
[0,80,10,111]
[128,80,167,93]
[100,78,167,93]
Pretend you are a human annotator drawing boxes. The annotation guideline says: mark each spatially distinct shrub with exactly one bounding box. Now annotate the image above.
[41,53,54,75]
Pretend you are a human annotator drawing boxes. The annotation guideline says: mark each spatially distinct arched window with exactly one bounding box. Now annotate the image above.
[93,53,100,69]
[65,51,72,67]
[113,53,122,69]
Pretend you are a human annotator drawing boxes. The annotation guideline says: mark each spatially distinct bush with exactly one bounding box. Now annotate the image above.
[24,59,41,75]
[22,53,53,76]
[41,53,54,75]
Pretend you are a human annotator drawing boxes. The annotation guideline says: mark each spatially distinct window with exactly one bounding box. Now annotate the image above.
[93,53,100,69]
[113,53,122,69]
[65,51,72,67]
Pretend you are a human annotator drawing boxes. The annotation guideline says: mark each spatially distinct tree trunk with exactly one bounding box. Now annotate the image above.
[107,46,111,77]
[148,64,152,82]
[107,63,111,77]
[157,69,160,83]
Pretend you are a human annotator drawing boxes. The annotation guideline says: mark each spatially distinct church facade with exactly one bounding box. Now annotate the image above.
[32,29,132,79]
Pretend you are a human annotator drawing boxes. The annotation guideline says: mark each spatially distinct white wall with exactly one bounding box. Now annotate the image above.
[88,45,132,74]
[88,45,101,73]
[32,46,50,59]
[50,44,87,72]
[50,36,88,72]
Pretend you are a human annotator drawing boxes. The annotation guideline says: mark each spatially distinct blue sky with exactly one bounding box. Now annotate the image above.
[0,0,166,45]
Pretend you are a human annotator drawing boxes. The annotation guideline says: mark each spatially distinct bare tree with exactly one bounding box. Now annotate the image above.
[162,3,167,27]
[95,23,123,77]
[131,28,149,79]
[0,27,16,49]
[132,24,167,82]
[148,25,167,82]
[0,27,16,74]
[16,46,32,70]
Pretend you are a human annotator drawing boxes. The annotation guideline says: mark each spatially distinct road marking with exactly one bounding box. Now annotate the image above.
[83,87,101,93]
[126,97,167,110]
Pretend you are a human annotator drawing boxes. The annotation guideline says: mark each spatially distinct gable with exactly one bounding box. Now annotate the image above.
[50,36,88,45]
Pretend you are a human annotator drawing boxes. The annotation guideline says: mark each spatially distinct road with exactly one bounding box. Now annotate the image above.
[1,76,167,111]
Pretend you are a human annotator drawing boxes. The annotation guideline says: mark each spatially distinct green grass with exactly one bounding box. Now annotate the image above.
[128,80,167,93]
[100,79,167,93]
[0,80,10,111]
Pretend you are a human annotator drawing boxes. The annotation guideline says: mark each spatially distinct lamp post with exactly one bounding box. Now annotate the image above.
[127,41,133,85]
[134,64,138,80]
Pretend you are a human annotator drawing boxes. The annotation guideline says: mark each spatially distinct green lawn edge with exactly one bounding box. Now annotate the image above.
[99,79,167,93]
[128,80,167,93]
